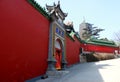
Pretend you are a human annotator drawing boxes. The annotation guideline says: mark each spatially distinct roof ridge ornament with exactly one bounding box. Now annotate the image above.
[46,1,67,21]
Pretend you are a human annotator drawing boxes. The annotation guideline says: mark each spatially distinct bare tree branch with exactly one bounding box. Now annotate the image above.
[114,32,120,41]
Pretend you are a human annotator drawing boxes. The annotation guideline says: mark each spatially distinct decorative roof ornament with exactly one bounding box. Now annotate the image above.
[64,21,75,34]
[46,1,67,21]
[64,21,73,27]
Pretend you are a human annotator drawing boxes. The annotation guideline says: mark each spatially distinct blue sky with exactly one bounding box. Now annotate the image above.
[35,0,120,40]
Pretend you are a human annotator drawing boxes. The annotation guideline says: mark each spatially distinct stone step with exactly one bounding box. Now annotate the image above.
[46,70,69,78]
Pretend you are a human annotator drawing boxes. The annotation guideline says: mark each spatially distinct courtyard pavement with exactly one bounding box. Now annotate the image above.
[35,58,120,82]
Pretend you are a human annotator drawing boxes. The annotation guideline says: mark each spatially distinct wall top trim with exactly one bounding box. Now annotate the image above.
[27,0,50,19]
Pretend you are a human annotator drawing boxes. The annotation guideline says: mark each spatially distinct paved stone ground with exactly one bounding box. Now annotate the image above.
[35,58,120,82]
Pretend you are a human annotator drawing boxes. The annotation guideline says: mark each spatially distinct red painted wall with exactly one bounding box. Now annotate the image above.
[1,0,119,82]
[0,1,49,82]
[83,44,118,53]
[66,36,80,66]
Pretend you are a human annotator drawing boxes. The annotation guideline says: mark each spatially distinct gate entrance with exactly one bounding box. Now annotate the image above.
[55,39,62,70]
[55,48,62,70]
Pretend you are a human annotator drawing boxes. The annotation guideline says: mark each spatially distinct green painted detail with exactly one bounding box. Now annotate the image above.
[82,38,117,47]
[69,31,75,37]
[27,0,50,19]
[66,33,75,41]
[90,38,115,45]
[66,31,83,43]
[74,34,83,43]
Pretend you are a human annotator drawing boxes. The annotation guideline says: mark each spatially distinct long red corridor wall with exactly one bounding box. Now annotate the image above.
[0,1,49,82]
[83,44,118,53]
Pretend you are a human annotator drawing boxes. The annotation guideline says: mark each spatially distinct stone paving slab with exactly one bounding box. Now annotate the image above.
[35,58,120,82]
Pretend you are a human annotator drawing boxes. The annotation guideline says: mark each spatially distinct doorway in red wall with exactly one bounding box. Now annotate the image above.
[55,48,62,70]
[55,39,62,70]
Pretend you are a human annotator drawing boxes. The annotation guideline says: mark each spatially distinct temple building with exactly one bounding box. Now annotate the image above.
[0,0,119,82]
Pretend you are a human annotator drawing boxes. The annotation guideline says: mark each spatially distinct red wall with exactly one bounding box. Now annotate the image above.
[0,1,49,82]
[1,0,119,82]
[66,36,80,66]
[83,44,118,53]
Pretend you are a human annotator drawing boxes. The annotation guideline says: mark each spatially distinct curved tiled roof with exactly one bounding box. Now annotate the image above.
[83,38,117,47]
